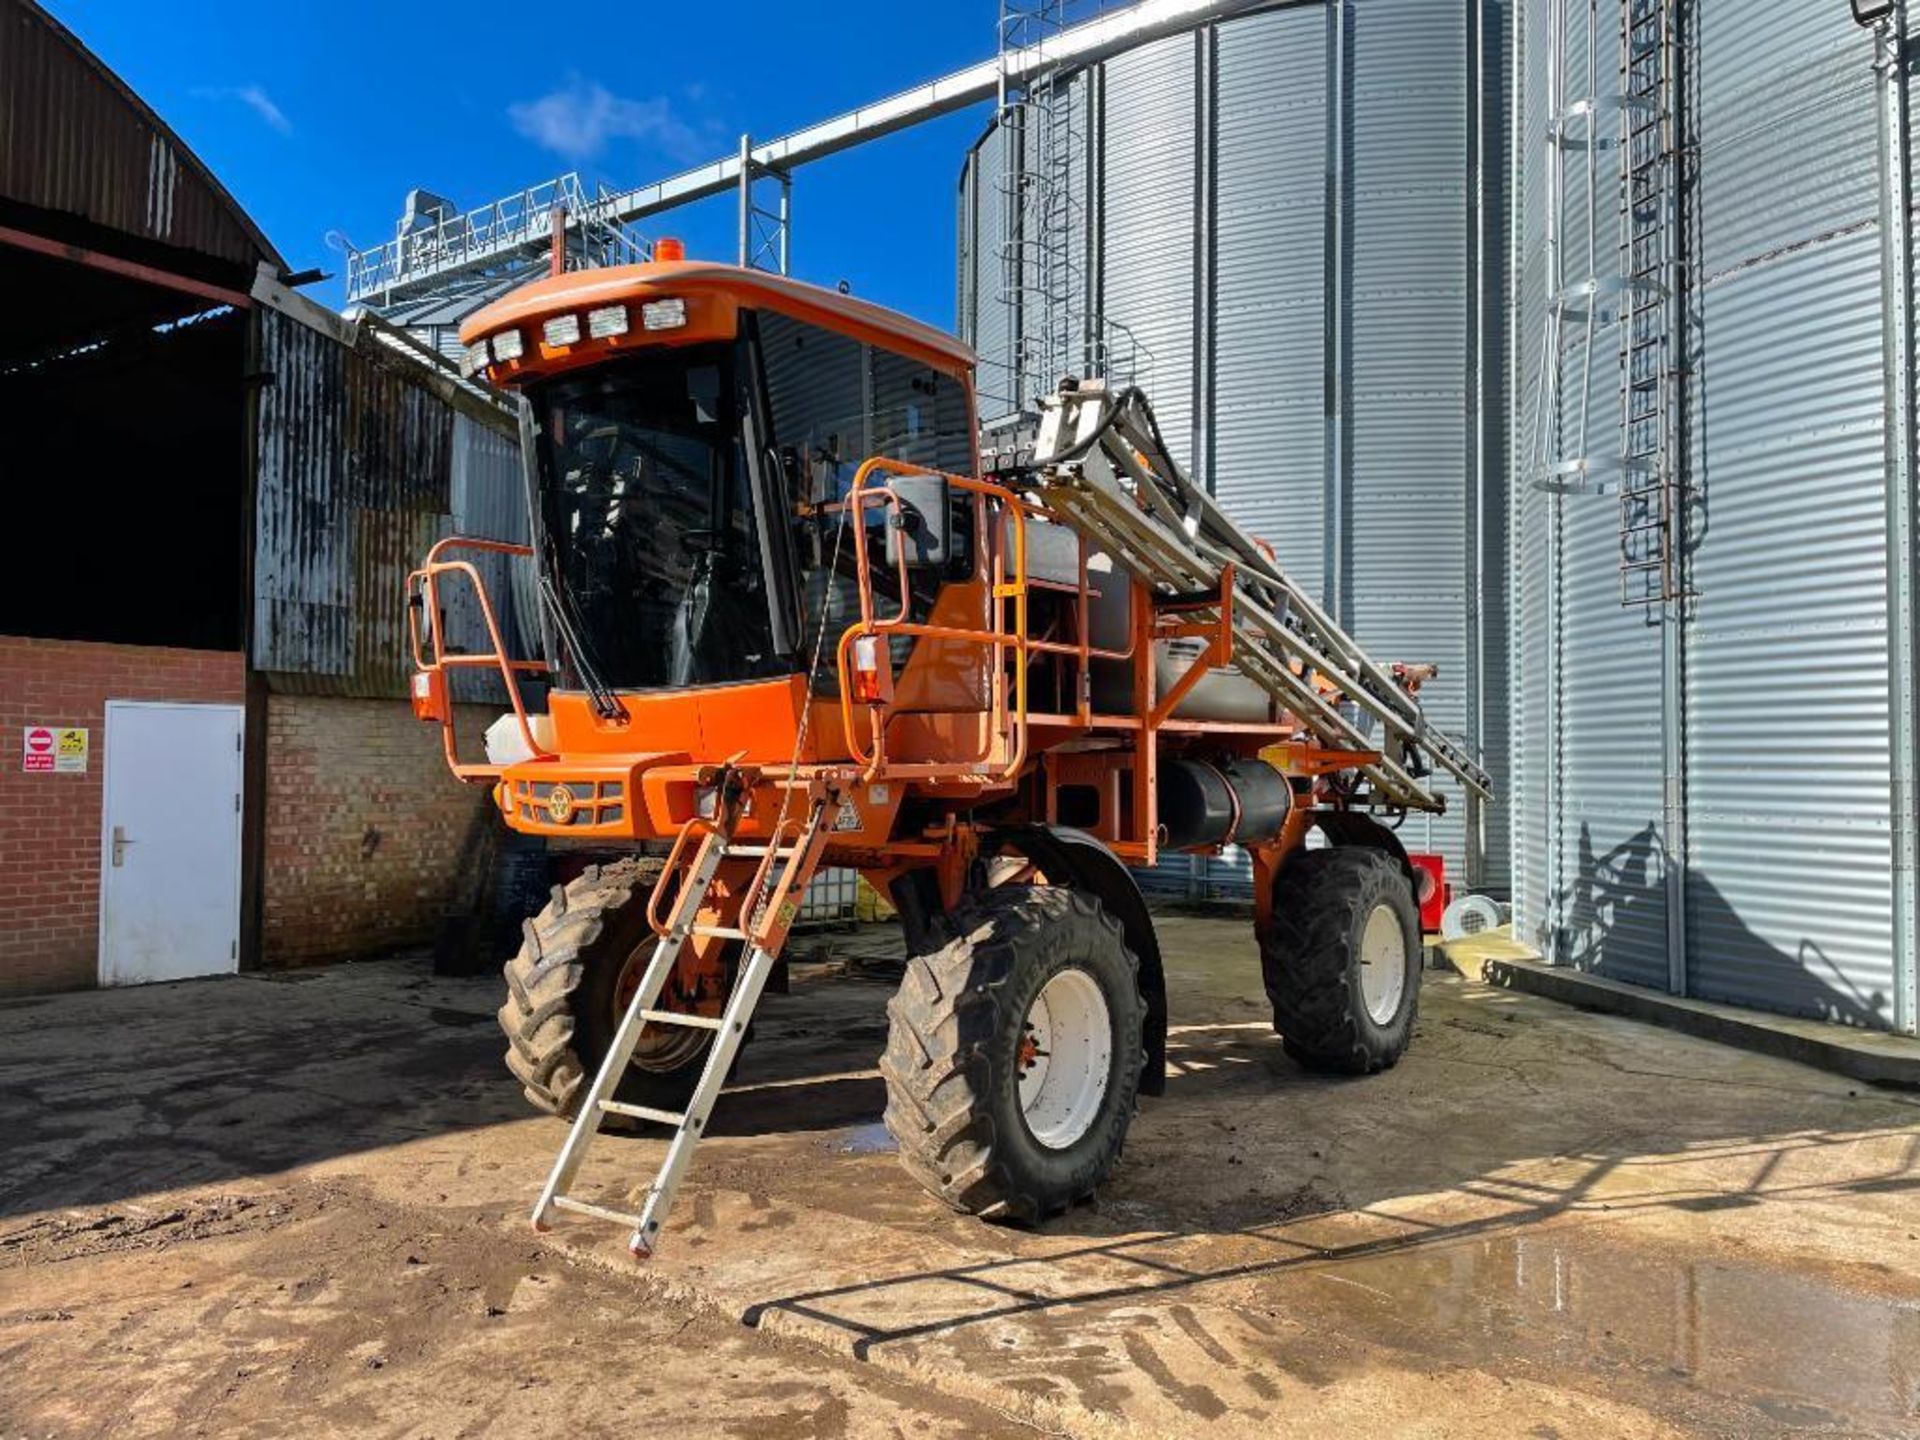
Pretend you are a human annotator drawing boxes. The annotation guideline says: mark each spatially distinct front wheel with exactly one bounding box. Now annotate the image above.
[880,885,1146,1223]
[1259,847,1421,1074]
[497,859,734,1125]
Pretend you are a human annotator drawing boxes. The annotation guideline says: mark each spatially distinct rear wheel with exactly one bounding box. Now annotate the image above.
[498,858,733,1124]
[880,885,1146,1222]
[1259,847,1421,1074]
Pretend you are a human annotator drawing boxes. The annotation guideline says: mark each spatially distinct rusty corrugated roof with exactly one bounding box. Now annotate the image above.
[0,0,283,271]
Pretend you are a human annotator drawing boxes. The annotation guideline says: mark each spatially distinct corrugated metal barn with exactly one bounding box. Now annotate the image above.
[250,294,532,701]
[246,288,534,970]
[0,0,531,995]
[959,0,1512,900]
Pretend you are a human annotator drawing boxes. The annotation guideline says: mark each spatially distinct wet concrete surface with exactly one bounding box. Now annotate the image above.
[3,914,1919,1437]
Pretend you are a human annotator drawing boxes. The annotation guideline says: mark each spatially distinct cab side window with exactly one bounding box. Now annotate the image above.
[754,310,976,692]
[759,312,868,508]
[758,312,974,494]
[870,347,973,475]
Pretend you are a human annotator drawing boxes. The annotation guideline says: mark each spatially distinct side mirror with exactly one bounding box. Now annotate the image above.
[1852,0,1897,26]
[887,475,954,567]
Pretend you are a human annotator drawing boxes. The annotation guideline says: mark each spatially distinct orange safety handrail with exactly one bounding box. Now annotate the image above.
[743,800,834,948]
[405,535,553,780]
[832,457,1054,785]
[647,817,723,938]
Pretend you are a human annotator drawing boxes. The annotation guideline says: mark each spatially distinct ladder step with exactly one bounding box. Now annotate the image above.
[598,1100,688,1126]
[526,794,839,1260]
[640,1007,726,1032]
[552,1195,645,1227]
[722,845,801,859]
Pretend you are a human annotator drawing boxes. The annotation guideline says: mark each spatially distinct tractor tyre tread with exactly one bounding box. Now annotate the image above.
[1259,846,1420,1076]
[880,885,1145,1225]
[497,857,660,1121]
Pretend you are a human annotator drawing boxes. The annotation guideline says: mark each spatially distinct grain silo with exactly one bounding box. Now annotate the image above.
[959,0,1512,897]
[1510,0,1917,1034]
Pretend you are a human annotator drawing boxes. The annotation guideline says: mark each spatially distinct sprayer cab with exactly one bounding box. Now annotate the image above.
[457,248,976,734]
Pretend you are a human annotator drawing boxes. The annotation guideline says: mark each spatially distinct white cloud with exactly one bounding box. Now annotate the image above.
[193,83,292,135]
[234,85,292,135]
[508,78,716,164]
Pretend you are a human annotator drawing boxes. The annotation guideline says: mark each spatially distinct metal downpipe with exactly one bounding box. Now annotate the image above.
[1872,2,1920,1035]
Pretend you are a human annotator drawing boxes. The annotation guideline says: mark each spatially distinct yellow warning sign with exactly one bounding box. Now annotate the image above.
[55,728,88,771]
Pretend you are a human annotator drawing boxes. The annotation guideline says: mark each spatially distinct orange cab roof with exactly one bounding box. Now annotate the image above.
[459,259,976,374]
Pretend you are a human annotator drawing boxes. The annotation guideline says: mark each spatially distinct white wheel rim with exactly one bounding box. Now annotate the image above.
[1359,903,1410,1026]
[1018,967,1112,1150]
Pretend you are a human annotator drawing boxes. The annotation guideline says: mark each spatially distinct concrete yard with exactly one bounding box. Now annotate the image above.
[3,913,1918,1439]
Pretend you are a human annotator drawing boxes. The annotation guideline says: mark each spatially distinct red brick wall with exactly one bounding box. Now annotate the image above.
[0,638,245,995]
[261,693,498,966]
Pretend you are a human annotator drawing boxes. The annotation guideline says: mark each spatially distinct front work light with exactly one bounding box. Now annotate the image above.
[491,328,525,361]
[642,298,688,331]
[587,305,630,339]
[460,341,490,377]
[543,314,582,348]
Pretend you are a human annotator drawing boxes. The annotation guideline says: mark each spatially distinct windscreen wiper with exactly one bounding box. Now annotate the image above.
[518,396,625,721]
[538,566,626,721]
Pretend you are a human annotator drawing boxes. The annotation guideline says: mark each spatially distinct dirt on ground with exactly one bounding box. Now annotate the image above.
[1,1175,1027,1440]
[3,914,1918,1438]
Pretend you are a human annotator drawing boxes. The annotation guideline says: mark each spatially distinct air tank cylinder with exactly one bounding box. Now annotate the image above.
[1158,757,1293,850]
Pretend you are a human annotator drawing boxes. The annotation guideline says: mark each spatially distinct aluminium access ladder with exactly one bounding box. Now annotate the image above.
[1023,384,1492,814]
[530,772,836,1258]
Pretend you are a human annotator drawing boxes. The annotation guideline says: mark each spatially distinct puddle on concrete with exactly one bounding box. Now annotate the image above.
[757,1213,1918,1431]
[834,1122,898,1155]
[1278,1229,1920,1428]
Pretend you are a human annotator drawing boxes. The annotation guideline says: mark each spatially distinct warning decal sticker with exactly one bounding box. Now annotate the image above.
[23,726,88,774]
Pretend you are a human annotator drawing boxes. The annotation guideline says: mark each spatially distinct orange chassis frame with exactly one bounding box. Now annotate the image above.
[405,459,1387,945]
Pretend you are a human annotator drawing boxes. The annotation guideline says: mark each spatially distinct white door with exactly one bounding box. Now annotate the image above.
[99,702,244,986]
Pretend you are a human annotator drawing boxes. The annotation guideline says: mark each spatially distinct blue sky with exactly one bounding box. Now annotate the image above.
[48,0,1002,329]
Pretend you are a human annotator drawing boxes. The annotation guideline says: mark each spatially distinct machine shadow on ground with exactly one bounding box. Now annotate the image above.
[743,1101,1920,1363]
[715,1006,1920,1435]
[0,953,898,1220]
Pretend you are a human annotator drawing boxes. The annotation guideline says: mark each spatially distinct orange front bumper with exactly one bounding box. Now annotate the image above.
[494,752,704,842]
